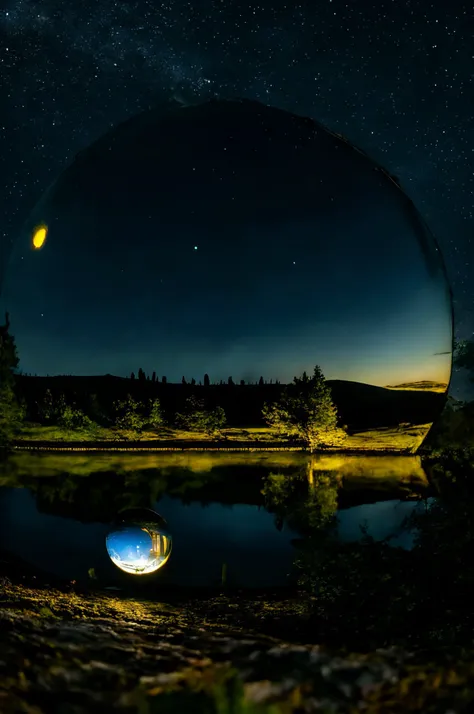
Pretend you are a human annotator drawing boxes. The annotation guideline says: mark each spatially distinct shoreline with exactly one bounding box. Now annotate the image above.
[11,440,419,455]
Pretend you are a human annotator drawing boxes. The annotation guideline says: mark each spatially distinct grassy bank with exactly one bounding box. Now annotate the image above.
[13,422,430,453]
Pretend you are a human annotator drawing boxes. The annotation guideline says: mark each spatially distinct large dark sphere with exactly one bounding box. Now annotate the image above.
[2,98,452,449]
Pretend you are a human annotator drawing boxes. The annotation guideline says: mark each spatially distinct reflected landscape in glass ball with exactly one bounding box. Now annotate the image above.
[106,508,172,575]
[2,98,453,449]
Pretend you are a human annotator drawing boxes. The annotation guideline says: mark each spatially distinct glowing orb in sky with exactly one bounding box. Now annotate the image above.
[32,225,47,250]
[106,508,172,575]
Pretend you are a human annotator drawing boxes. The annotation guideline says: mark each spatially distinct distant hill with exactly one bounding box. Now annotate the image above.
[326,379,445,429]
[385,381,448,393]
[16,374,447,432]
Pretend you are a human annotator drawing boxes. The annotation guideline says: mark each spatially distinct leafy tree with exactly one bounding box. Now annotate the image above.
[58,405,96,432]
[113,394,145,434]
[204,373,210,387]
[262,365,346,451]
[145,398,165,430]
[176,396,226,436]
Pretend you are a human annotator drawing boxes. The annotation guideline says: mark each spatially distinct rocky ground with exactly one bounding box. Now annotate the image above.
[2,573,474,713]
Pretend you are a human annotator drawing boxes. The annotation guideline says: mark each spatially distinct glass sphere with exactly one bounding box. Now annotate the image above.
[106,508,172,575]
[2,99,452,448]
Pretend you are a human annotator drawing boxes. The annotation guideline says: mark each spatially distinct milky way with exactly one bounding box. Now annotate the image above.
[0,0,472,391]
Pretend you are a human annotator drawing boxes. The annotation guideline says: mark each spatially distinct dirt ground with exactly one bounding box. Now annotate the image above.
[2,573,474,714]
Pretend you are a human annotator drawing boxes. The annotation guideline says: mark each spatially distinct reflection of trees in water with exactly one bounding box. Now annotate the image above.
[2,464,271,523]
[261,462,340,535]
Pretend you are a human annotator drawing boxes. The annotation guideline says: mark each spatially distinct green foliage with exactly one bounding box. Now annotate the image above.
[262,365,346,451]
[145,398,165,430]
[58,405,95,432]
[113,394,145,433]
[0,383,24,444]
[176,396,226,435]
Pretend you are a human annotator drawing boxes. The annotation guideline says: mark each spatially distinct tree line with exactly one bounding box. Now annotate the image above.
[3,312,474,452]
[131,369,281,387]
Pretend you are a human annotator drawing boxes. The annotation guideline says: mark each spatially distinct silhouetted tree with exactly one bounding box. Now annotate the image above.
[0,313,23,446]
[138,368,146,382]
[182,376,187,385]
[191,377,196,386]
[130,372,135,381]
[151,371,156,384]
[162,376,167,384]
[240,379,245,386]
[262,365,347,452]
[228,376,234,386]
[204,373,210,387]
[259,376,264,386]
[454,339,474,385]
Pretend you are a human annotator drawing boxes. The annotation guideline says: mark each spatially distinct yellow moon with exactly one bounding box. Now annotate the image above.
[32,225,47,249]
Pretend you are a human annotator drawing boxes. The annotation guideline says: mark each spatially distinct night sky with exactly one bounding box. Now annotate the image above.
[0,1,471,394]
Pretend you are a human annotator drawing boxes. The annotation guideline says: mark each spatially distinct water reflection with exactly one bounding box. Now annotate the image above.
[0,453,433,589]
[106,508,172,575]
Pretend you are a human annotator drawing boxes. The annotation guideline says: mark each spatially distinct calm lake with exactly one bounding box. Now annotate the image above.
[0,452,434,590]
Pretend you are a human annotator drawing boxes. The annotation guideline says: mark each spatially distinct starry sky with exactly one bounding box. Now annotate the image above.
[0,0,472,393]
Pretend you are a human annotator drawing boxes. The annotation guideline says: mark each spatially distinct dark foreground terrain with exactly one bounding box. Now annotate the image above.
[2,571,474,714]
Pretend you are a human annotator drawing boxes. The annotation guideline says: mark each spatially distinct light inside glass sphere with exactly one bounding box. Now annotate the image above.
[106,509,172,575]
